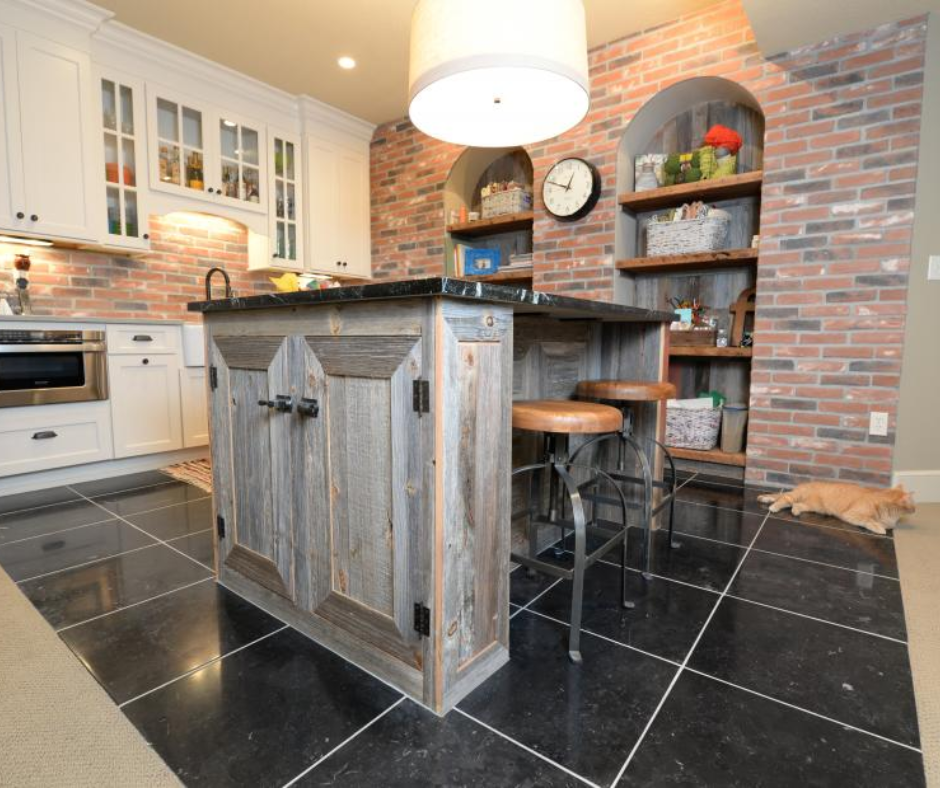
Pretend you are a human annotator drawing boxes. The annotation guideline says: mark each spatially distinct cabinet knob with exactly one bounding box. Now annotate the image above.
[343,261,348,267]
[15,211,24,219]
[335,261,342,266]
[143,233,150,240]
[142,358,150,365]
[29,214,38,222]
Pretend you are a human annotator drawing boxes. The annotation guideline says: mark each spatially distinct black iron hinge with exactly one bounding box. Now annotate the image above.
[208,365,218,391]
[216,515,226,539]
[412,379,429,414]
[413,603,431,637]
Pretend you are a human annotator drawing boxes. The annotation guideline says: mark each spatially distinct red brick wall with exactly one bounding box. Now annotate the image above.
[370,1,927,487]
[0,213,270,323]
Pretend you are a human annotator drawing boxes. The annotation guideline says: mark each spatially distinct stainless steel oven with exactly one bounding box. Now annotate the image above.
[0,329,108,407]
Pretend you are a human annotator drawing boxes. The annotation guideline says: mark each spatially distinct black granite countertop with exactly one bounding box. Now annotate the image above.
[188,277,673,323]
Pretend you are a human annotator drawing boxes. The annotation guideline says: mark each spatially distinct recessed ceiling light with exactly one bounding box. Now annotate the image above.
[337,56,356,70]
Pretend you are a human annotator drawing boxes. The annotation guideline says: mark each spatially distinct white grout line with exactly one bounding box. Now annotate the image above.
[118,624,289,709]
[87,493,212,521]
[748,546,899,581]
[519,606,682,668]
[14,541,161,585]
[683,667,923,755]
[0,493,87,518]
[68,486,216,575]
[280,697,407,788]
[610,509,771,787]
[0,513,120,546]
[510,577,563,619]
[56,576,215,633]
[454,707,602,788]
[722,593,908,645]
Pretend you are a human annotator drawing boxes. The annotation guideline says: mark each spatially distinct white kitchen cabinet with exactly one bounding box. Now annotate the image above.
[146,85,266,214]
[179,367,209,448]
[106,323,180,355]
[263,129,303,272]
[305,134,371,278]
[109,353,183,458]
[0,401,113,478]
[96,69,151,250]
[0,25,99,241]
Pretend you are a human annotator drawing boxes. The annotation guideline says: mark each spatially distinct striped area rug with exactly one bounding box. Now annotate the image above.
[161,459,212,493]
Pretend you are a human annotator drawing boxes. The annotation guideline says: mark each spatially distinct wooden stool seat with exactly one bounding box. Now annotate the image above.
[576,380,676,403]
[512,400,622,435]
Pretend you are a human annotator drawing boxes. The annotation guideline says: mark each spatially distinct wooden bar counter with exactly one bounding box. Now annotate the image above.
[189,278,672,714]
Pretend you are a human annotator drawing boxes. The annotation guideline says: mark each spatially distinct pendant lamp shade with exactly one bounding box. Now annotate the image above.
[408,0,590,147]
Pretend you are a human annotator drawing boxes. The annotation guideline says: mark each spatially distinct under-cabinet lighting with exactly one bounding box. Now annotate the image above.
[222,119,237,127]
[0,234,53,247]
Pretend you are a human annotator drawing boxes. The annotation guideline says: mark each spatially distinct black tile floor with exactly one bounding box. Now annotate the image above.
[0,470,927,787]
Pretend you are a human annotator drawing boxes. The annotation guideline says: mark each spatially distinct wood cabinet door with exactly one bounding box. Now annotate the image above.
[210,335,295,601]
[293,334,428,671]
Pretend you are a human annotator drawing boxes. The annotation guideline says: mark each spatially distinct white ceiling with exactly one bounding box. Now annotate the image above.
[91,0,720,125]
[92,0,939,126]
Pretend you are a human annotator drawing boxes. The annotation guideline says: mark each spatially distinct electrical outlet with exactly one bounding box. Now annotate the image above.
[929,255,940,281]
[869,411,889,437]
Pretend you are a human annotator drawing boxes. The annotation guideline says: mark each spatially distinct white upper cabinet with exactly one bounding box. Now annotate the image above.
[97,70,150,250]
[264,129,303,272]
[146,85,266,214]
[0,25,99,241]
[305,134,371,278]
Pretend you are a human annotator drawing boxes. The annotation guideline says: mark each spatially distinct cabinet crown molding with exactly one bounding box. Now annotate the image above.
[3,0,111,32]
[299,95,376,144]
[92,20,302,121]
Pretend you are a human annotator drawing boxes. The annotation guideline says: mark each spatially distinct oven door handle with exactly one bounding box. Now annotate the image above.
[0,343,106,354]
[32,430,58,440]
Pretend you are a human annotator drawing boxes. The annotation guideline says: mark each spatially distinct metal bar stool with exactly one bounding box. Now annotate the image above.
[571,381,679,577]
[511,400,632,664]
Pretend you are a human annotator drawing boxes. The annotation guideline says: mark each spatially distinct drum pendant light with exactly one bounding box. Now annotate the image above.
[408,0,589,147]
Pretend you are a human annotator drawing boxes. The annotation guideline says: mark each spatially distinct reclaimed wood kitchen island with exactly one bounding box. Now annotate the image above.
[189,278,673,714]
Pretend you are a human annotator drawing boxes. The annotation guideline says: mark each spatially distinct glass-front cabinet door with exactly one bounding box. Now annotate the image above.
[149,87,207,197]
[267,130,303,270]
[217,115,263,209]
[98,73,149,248]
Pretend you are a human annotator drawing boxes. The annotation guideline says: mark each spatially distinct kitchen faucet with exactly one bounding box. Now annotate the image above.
[204,267,233,300]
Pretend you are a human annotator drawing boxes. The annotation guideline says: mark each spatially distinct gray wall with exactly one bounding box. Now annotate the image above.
[895,13,940,499]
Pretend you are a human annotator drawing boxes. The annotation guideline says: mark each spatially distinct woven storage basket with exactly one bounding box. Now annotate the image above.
[666,404,722,450]
[482,189,533,219]
[647,213,729,255]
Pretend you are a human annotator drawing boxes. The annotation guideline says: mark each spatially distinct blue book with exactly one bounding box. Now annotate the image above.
[464,248,501,276]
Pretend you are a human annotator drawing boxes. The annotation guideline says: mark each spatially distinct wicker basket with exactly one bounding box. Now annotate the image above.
[482,189,533,219]
[647,213,730,255]
[666,404,722,450]
[670,329,717,347]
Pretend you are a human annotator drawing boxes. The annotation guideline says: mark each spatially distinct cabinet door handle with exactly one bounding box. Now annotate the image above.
[132,334,153,342]
[32,430,57,440]
[257,394,293,413]
[15,211,24,219]
[297,397,319,418]
[30,214,38,222]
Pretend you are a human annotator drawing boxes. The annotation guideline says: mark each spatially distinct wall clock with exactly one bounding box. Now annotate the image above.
[542,157,602,221]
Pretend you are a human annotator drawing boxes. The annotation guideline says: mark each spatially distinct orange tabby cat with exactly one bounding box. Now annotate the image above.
[758,482,915,534]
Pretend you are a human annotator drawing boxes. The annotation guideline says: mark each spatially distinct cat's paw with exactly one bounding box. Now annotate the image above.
[757,494,776,505]
[791,505,806,516]
[862,522,887,535]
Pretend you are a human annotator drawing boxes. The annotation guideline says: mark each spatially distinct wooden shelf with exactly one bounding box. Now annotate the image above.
[616,247,758,275]
[458,268,533,284]
[447,211,534,237]
[618,171,763,213]
[669,346,753,359]
[669,447,746,467]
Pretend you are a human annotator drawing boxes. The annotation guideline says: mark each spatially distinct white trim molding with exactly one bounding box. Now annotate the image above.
[893,470,940,503]
[299,95,376,144]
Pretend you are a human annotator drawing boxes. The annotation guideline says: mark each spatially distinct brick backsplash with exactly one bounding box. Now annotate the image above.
[370,0,927,487]
[0,213,270,323]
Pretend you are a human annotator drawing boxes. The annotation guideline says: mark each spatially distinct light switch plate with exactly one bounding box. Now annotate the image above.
[869,411,889,437]
[929,255,940,281]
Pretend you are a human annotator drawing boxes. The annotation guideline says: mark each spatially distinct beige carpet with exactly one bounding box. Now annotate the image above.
[0,568,181,787]
[895,503,940,787]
